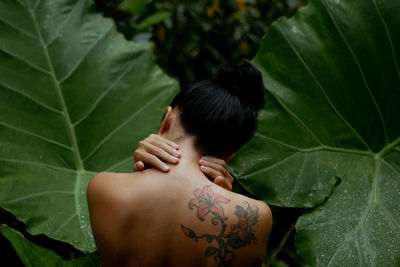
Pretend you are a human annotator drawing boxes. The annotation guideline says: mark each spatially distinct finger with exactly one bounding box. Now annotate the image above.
[216,176,232,191]
[199,158,229,178]
[202,156,226,166]
[148,134,179,150]
[146,155,170,172]
[200,165,223,180]
[145,135,181,158]
[133,161,145,172]
[135,150,170,172]
[145,143,180,164]
[161,137,179,150]
[200,157,234,185]
[152,140,181,158]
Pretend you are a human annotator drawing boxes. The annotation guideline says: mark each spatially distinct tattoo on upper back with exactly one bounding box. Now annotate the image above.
[181,185,259,267]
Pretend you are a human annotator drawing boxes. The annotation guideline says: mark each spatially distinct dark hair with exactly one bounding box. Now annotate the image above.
[170,61,265,157]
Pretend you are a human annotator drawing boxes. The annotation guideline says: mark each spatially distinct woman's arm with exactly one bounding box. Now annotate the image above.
[133,134,235,190]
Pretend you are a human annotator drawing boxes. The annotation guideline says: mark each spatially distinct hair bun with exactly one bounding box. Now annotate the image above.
[217,61,265,111]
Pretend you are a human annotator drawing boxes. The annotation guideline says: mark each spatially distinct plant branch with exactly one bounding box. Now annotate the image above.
[265,223,296,267]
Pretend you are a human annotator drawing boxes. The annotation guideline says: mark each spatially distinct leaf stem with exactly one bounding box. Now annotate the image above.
[376,136,400,159]
[265,223,296,267]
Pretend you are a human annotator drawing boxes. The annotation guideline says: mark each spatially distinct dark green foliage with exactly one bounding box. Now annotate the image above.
[94,0,308,84]
[1,225,100,267]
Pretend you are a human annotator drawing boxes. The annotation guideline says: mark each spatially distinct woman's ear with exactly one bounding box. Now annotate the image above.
[159,106,173,134]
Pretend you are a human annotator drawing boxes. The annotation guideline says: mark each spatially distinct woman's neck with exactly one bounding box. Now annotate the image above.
[172,135,203,170]
[158,132,205,178]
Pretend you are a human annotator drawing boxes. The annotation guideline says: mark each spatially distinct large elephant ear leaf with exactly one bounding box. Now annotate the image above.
[0,225,100,266]
[0,0,178,253]
[231,0,400,265]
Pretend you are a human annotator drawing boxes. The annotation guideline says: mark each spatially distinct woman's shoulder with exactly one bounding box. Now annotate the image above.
[218,190,272,246]
[222,189,272,220]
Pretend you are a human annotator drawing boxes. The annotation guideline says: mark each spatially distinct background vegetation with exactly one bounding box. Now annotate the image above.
[94,0,308,84]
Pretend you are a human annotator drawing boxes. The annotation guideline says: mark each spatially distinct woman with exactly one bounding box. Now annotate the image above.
[87,61,272,267]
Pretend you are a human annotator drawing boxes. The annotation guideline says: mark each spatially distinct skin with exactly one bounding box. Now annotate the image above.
[133,133,235,190]
[87,107,272,267]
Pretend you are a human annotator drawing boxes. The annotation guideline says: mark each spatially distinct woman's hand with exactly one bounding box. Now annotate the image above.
[199,156,235,191]
[133,134,181,172]
[133,134,235,190]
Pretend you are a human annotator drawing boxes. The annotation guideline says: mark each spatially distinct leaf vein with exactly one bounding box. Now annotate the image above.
[1,190,73,204]
[320,0,388,144]
[73,171,91,248]
[0,46,50,75]
[0,121,73,150]
[376,202,400,231]
[82,89,171,162]
[53,213,77,235]
[326,243,343,267]
[288,153,308,202]
[254,132,304,151]
[105,156,132,172]
[72,55,138,127]
[0,158,75,173]
[58,24,114,83]
[382,159,400,181]
[0,17,37,40]
[44,0,80,47]
[0,82,63,114]
[33,0,41,11]
[276,21,373,151]
[372,0,400,81]
[28,1,84,170]
[254,132,373,156]
[354,233,362,267]
[241,152,301,179]
[301,218,359,229]
[360,225,374,265]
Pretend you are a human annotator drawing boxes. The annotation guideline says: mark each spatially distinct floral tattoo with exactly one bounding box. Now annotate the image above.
[181,185,259,267]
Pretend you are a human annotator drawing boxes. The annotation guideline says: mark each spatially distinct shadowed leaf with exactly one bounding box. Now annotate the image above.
[0,225,100,267]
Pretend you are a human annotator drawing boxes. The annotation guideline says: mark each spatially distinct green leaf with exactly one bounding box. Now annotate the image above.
[204,246,218,258]
[118,0,147,15]
[0,0,178,253]
[0,225,100,267]
[136,11,171,30]
[232,0,400,265]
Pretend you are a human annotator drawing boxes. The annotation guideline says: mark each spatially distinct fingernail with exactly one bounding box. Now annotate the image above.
[171,156,179,162]
[199,159,205,164]
[174,150,181,156]
[201,156,208,160]
[172,143,179,149]
[200,166,207,171]
[162,165,170,171]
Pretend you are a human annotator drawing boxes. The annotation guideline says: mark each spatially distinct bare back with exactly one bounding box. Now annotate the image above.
[88,167,272,267]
